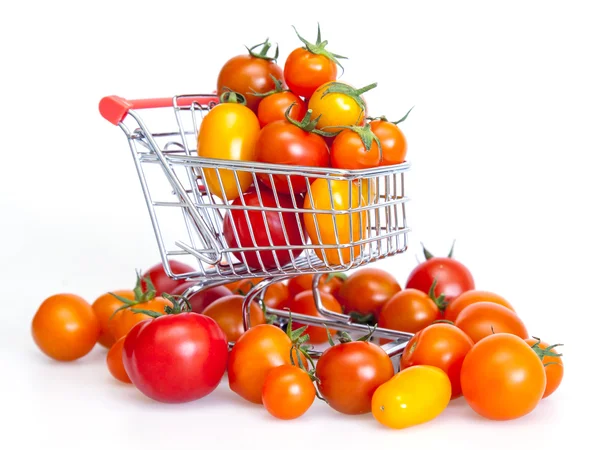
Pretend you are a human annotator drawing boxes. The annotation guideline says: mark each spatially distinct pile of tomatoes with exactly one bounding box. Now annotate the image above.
[31,241,564,429]
[199,25,411,269]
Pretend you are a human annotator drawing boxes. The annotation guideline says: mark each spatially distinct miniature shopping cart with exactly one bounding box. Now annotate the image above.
[99,94,414,358]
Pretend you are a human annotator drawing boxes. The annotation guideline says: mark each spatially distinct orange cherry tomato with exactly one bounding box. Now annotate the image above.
[257,92,307,128]
[445,290,514,323]
[32,294,100,362]
[370,120,408,166]
[224,278,265,295]
[378,288,443,334]
[263,282,291,310]
[455,302,528,343]
[109,296,171,341]
[338,268,401,318]
[106,336,131,384]
[290,290,343,344]
[92,290,134,348]
[262,365,316,420]
[228,324,307,404]
[201,294,265,343]
[330,128,381,170]
[303,179,366,266]
[525,337,564,398]
[400,323,473,399]
[287,273,346,301]
[461,333,546,420]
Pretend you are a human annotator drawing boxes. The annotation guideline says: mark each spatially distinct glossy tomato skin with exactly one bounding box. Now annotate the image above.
[109,296,171,341]
[106,336,131,384]
[330,129,381,170]
[525,338,564,398]
[262,365,316,420]
[92,290,133,348]
[217,54,284,112]
[338,268,401,317]
[171,282,231,313]
[284,48,337,98]
[141,260,196,296]
[461,333,546,420]
[405,257,475,303]
[445,290,514,323]
[201,294,265,343]
[228,324,306,404]
[123,313,228,403]
[263,282,291,310]
[256,120,330,194]
[372,366,451,429]
[197,103,260,201]
[288,274,345,300]
[224,278,264,295]
[370,120,407,166]
[257,92,307,128]
[223,190,307,269]
[308,82,366,133]
[304,179,366,265]
[455,302,528,343]
[378,289,442,334]
[32,294,100,362]
[290,290,343,344]
[400,323,473,398]
[316,341,394,415]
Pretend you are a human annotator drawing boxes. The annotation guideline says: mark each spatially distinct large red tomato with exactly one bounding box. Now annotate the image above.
[141,260,196,296]
[255,117,330,194]
[400,323,474,399]
[405,245,474,303]
[217,39,284,112]
[123,313,228,403]
[170,282,231,313]
[223,190,307,269]
[316,340,394,415]
[338,268,401,318]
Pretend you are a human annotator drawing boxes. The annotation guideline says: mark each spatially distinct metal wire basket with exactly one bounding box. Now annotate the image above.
[99,94,414,357]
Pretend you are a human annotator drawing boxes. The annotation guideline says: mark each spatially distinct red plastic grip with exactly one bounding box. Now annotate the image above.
[99,95,219,125]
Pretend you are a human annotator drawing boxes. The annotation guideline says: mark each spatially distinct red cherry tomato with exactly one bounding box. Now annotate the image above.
[283,25,342,98]
[379,288,443,335]
[400,323,473,398]
[217,39,284,113]
[257,92,307,128]
[123,313,228,403]
[263,282,291,310]
[223,190,307,270]
[330,128,381,170]
[170,282,231,313]
[255,119,330,194]
[338,268,401,318]
[370,120,408,166]
[141,260,196,296]
[288,273,346,301]
[201,294,265,343]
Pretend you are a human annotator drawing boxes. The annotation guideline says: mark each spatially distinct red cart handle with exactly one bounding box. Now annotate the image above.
[99,95,219,125]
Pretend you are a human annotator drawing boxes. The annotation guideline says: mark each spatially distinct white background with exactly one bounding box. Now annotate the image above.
[1,0,598,449]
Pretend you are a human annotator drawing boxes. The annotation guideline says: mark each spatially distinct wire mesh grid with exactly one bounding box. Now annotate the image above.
[115,95,411,283]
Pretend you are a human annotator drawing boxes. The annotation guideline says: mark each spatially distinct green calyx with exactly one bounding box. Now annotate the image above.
[320,81,376,113]
[324,272,348,283]
[421,240,456,260]
[109,272,158,319]
[326,325,377,346]
[219,89,247,105]
[428,279,448,312]
[367,106,414,125]
[245,37,279,61]
[529,336,564,367]
[292,23,347,71]
[285,104,337,137]
[248,74,287,98]
[348,311,377,326]
[332,123,383,159]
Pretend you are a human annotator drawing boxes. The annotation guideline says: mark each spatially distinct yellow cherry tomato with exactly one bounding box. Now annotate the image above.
[372,365,452,429]
[308,81,375,133]
[197,100,260,201]
[361,178,377,205]
[303,179,366,266]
